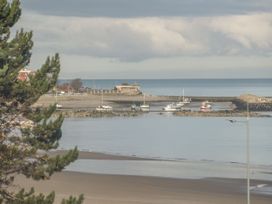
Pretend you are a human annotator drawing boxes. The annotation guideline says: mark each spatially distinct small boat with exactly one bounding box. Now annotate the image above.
[175,101,185,108]
[56,103,63,109]
[96,93,113,112]
[131,104,138,111]
[140,94,150,112]
[96,105,113,112]
[163,103,180,112]
[176,89,191,107]
[140,104,150,112]
[182,97,191,104]
[54,87,63,109]
[200,101,212,112]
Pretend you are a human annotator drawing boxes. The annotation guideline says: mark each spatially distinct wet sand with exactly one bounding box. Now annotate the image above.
[14,171,272,204]
[15,151,272,203]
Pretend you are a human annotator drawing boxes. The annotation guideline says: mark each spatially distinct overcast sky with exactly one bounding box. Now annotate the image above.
[16,0,272,79]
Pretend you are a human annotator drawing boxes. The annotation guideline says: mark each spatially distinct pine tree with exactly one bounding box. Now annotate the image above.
[0,1,83,203]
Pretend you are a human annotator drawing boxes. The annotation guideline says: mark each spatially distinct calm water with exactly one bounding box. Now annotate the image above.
[60,78,272,181]
[60,78,272,96]
[60,113,272,166]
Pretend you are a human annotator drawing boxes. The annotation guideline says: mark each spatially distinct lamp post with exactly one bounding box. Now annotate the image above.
[228,102,250,204]
[246,102,250,204]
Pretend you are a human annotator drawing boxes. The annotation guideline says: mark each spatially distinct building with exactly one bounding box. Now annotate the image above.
[114,83,141,95]
[17,68,35,81]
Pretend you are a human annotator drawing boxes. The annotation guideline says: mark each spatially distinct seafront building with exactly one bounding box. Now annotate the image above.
[114,84,141,95]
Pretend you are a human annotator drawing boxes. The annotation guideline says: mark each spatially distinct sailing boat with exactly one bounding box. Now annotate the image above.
[96,92,113,112]
[54,86,63,109]
[140,94,150,112]
[176,88,191,107]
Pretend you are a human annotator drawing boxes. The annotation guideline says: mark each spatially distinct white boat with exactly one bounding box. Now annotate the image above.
[96,93,113,112]
[56,103,63,109]
[140,94,150,112]
[96,105,113,112]
[182,97,191,104]
[176,89,191,107]
[200,101,212,112]
[54,86,63,109]
[140,104,150,112]
[163,103,180,112]
[131,104,139,111]
[175,101,185,108]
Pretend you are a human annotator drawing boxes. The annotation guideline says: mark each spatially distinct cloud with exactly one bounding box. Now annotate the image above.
[15,11,272,62]
[57,54,272,79]
[21,0,272,17]
[210,13,272,49]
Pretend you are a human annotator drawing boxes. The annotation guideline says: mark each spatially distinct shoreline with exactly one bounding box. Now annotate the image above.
[57,109,271,118]
[52,150,272,180]
[52,150,272,167]
[14,171,272,204]
[50,150,156,160]
[17,151,272,203]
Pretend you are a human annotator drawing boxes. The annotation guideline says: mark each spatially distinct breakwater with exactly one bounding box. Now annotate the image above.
[232,98,272,111]
[56,109,270,118]
[37,94,272,117]
[57,109,143,118]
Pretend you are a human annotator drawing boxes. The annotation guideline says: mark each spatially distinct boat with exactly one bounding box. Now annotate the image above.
[96,93,113,112]
[54,86,63,109]
[175,101,185,108]
[200,101,212,112]
[140,104,150,112]
[131,104,138,111]
[56,103,63,109]
[140,94,150,112]
[176,89,191,107]
[96,105,113,112]
[163,103,180,112]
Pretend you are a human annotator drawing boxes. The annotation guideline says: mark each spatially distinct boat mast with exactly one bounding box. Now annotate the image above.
[143,94,146,105]
[101,92,104,105]
[182,88,185,102]
[54,86,57,104]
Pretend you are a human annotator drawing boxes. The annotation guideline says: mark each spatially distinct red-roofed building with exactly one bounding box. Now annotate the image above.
[17,68,35,81]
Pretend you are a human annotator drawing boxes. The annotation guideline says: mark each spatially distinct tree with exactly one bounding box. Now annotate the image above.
[70,78,82,92]
[0,1,83,203]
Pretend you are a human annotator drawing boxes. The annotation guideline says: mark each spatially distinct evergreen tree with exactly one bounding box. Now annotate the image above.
[0,1,83,203]
[70,79,82,93]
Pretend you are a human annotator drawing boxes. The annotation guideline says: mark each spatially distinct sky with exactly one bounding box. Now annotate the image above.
[15,0,272,79]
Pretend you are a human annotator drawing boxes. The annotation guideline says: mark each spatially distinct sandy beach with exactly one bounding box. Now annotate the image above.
[14,151,272,204]
[14,171,272,204]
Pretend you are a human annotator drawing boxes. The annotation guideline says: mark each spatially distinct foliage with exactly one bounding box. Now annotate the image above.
[0,0,82,203]
[69,79,82,92]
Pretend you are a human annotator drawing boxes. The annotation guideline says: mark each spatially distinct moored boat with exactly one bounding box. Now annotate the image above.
[176,89,191,107]
[163,103,180,112]
[140,104,150,112]
[140,94,150,112]
[96,105,113,112]
[200,101,212,112]
[96,93,113,112]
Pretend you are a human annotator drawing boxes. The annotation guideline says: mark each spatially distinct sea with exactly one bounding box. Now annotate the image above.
[60,78,272,96]
[59,79,272,182]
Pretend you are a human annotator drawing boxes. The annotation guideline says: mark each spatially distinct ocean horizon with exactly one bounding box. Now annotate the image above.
[59,78,272,97]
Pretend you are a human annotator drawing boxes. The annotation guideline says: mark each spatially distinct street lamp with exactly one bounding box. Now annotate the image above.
[228,102,250,204]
